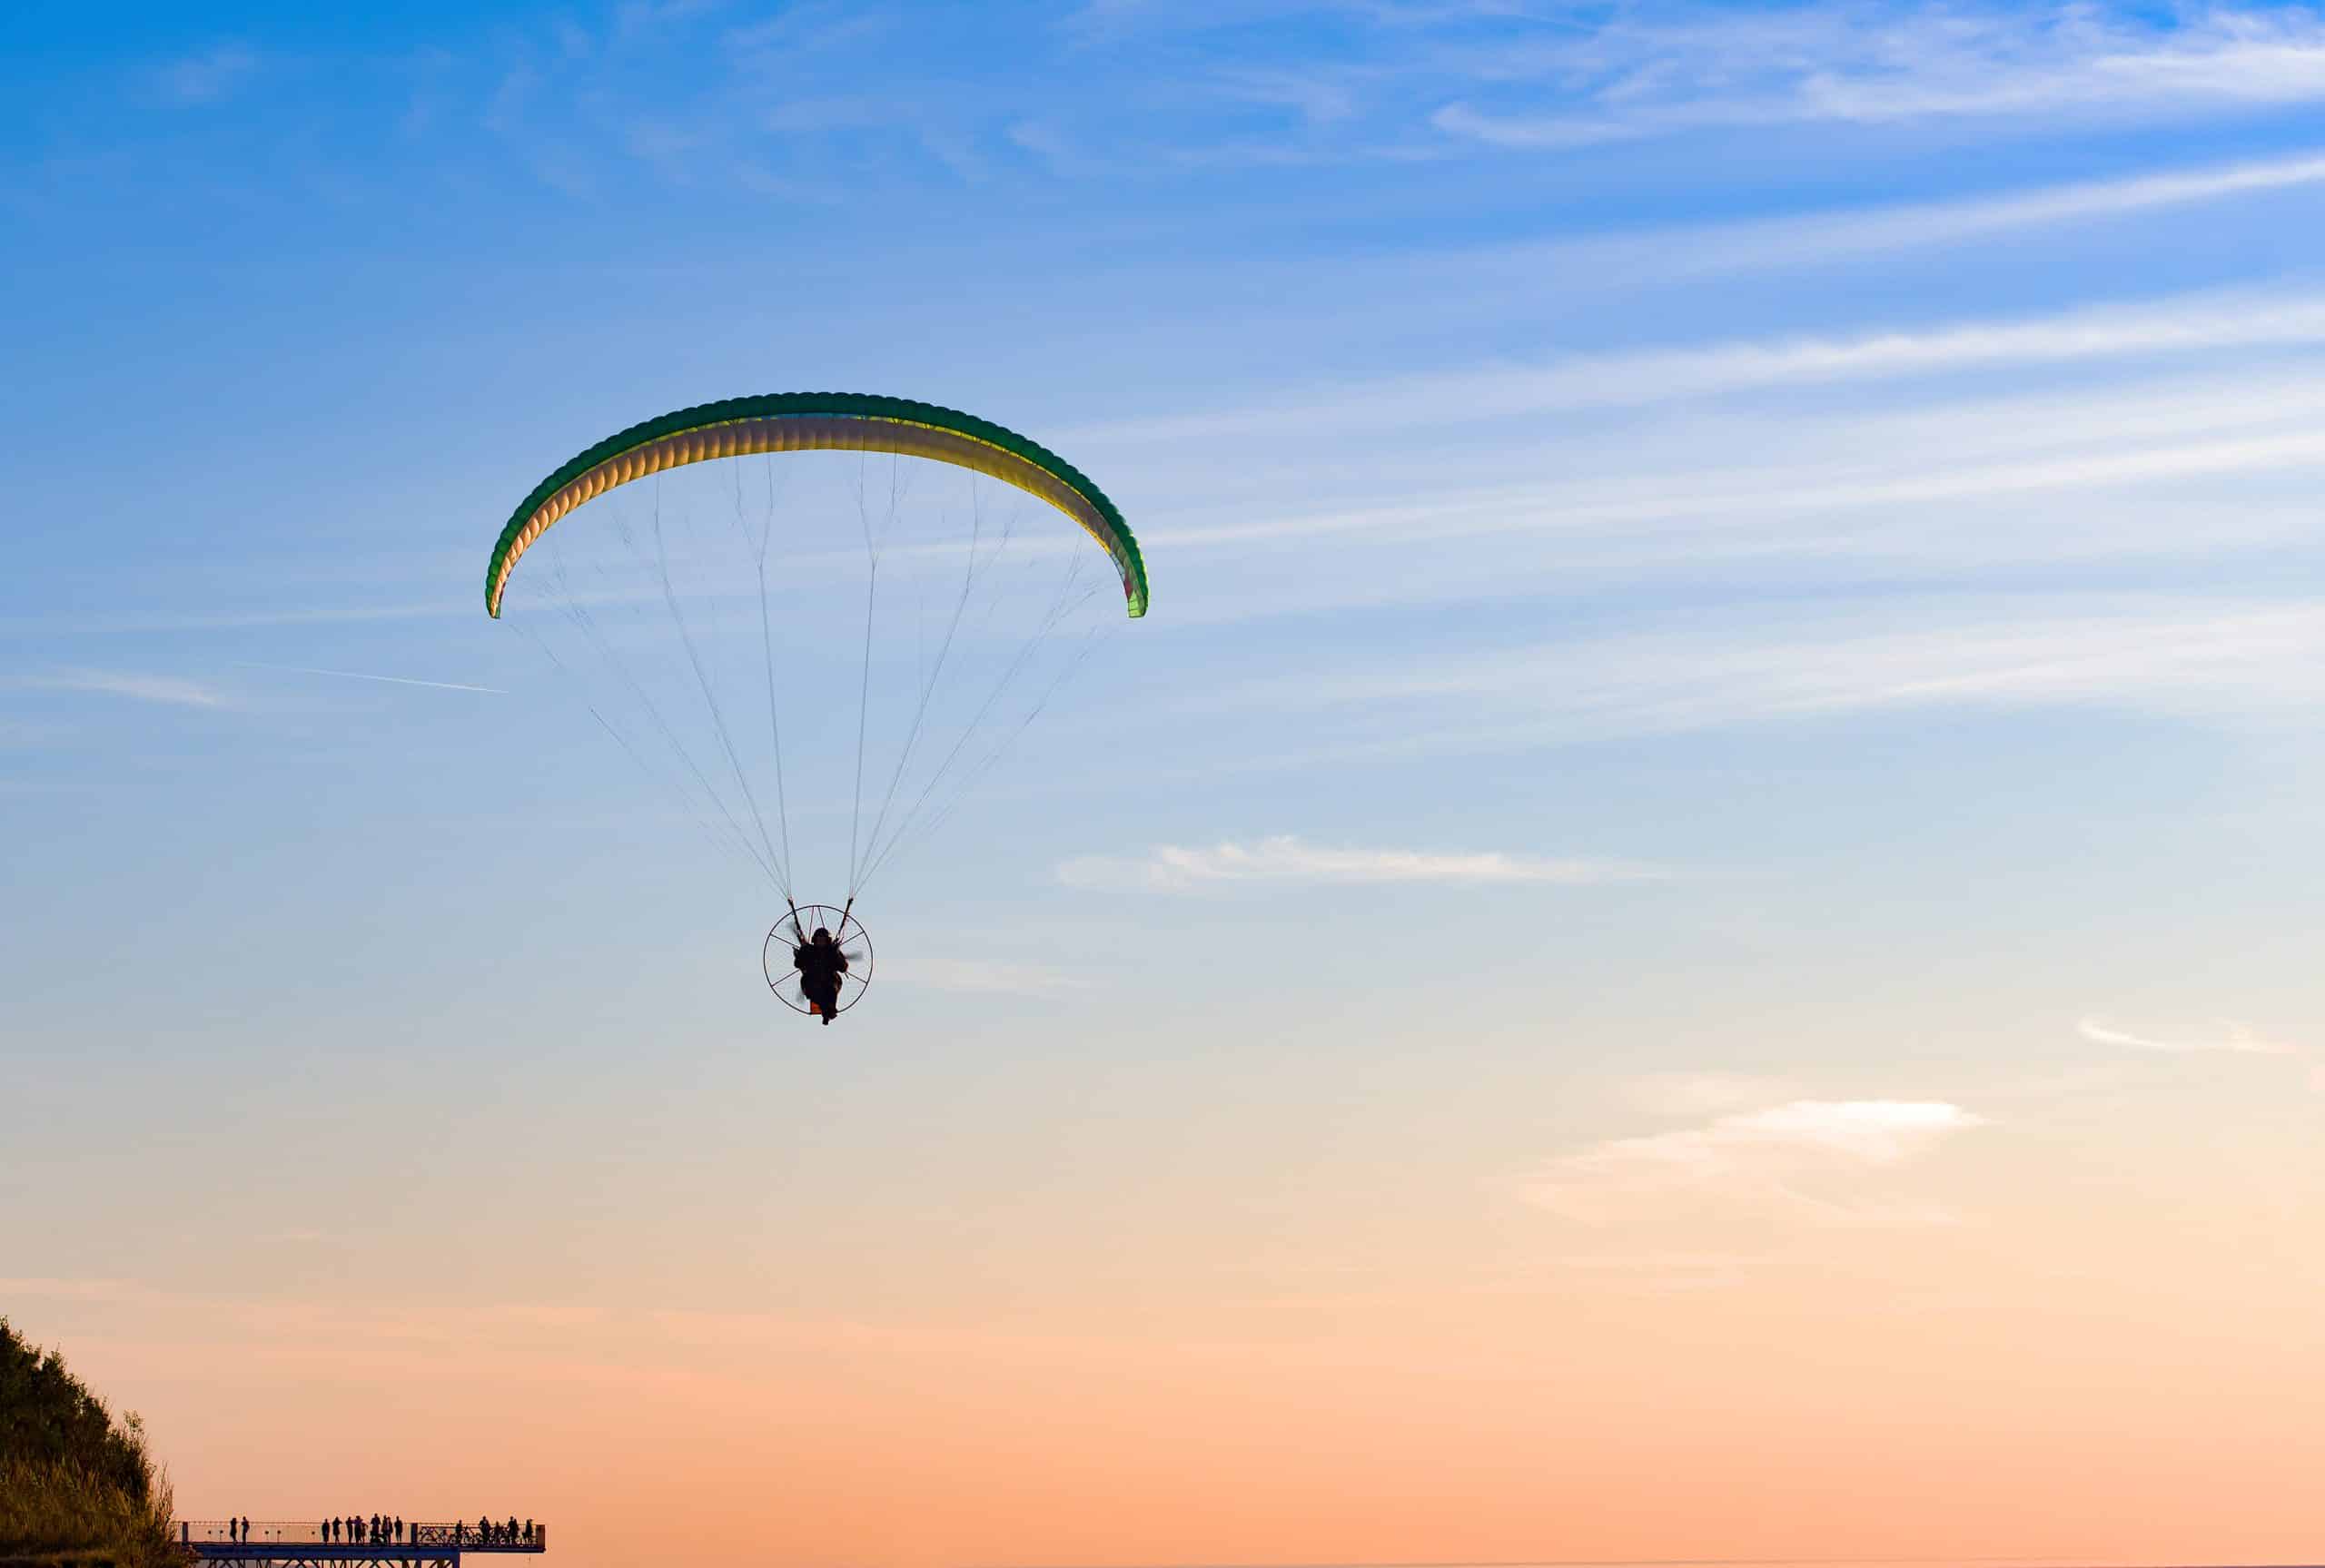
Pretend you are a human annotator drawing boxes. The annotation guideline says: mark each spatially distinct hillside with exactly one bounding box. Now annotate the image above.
[0,1318,181,1568]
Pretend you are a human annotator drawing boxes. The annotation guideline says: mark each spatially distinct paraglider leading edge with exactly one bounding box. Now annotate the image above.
[484,391,1148,620]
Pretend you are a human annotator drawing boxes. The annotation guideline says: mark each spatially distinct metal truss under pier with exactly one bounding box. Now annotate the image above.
[177,1524,544,1568]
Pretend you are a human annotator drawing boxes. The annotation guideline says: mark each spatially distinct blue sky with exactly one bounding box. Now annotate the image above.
[5,4,2325,1556]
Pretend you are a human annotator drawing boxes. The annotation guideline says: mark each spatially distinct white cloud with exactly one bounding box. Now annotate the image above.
[1210,600,2325,747]
[726,4,888,61]
[892,959,1091,996]
[1624,1071,1793,1117]
[1058,835,1664,892]
[17,669,229,708]
[1214,64,1368,125]
[1445,147,2325,286]
[1430,5,2325,149]
[1720,1100,1985,1162]
[0,1277,154,1303]
[1082,287,2325,449]
[1090,345,2325,639]
[2077,1018,2300,1056]
[1550,1251,1765,1293]
[1523,1099,1988,1228]
[1087,322,2325,633]
[1006,119,1082,174]
[230,661,504,695]
[0,718,66,749]
[157,43,258,105]
[920,128,988,183]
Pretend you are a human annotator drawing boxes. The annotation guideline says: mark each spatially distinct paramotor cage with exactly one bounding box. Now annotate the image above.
[764,904,875,1017]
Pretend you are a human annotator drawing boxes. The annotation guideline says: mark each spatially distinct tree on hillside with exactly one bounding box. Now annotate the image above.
[0,1317,181,1568]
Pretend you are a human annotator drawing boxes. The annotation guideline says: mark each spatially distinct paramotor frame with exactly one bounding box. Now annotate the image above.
[763,903,875,1017]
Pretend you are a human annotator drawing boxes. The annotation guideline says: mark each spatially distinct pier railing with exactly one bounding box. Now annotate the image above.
[175,1523,544,1553]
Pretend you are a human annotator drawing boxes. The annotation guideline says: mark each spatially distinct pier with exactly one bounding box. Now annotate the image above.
[176,1523,544,1568]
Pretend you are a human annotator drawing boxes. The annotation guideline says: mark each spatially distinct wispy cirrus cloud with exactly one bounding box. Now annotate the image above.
[2078,1018,2300,1056]
[1063,4,2325,167]
[1623,1071,1795,1117]
[1006,119,1083,174]
[1439,147,2325,287]
[230,661,504,695]
[1083,286,2325,449]
[15,669,230,708]
[893,959,1092,996]
[1212,63,1370,126]
[1087,285,2325,630]
[1551,1251,1766,1293]
[1432,4,2325,151]
[1211,600,2325,747]
[0,1277,157,1304]
[1523,1099,1988,1228]
[156,43,258,105]
[1059,835,1664,891]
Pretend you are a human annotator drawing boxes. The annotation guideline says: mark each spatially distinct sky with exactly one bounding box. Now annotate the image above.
[4,1,2324,1564]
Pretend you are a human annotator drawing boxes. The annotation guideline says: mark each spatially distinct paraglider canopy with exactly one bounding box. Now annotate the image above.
[487,391,1148,619]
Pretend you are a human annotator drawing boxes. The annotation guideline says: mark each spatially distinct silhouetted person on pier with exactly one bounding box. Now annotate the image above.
[396,1518,404,1543]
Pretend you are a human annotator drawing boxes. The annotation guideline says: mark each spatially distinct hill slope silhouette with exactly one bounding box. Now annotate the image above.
[1,1317,180,1568]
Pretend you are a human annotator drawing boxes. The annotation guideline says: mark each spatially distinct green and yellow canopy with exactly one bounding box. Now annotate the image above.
[487,392,1147,619]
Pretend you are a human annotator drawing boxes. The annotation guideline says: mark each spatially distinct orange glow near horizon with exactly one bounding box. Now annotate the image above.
[19,1068,2325,1568]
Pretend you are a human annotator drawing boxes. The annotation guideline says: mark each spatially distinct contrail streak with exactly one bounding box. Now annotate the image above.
[232,661,504,695]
